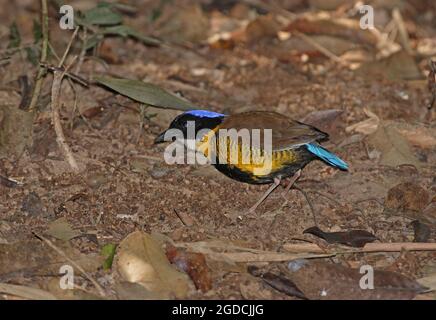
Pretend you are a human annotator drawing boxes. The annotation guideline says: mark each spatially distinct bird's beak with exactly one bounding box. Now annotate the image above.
[154,130,168,144]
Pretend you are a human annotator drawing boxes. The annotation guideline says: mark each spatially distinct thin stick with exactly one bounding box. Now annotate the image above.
[200,251,331,263]
[294,31,350,67]
[293,184,317,226]
[392,8,413,55]
[33,233,106,297]
[50,31,81,173]
[51,72,80,173]
[28,0,49,112]
[283,242,436,254]
[58,27,80,68]
[173,209,195,227]
[74,27,88,75]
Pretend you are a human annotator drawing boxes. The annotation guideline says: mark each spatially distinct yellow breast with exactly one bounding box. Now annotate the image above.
[196,130,297,177]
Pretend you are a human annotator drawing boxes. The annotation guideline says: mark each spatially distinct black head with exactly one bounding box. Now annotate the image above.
[154,110,226,143]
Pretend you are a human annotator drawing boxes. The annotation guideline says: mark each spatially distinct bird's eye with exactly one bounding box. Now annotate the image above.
[171,136,177,142]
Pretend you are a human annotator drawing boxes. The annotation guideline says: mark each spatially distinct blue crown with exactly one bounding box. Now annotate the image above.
[184,110,225,118]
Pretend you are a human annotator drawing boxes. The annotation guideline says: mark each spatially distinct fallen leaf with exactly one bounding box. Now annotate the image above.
[356,51,422,81]
[248,266,307,299]
[154,4,209,43]
[417,273,436,292]
[166,245,212,292]
[301,109,343,136]
[244,15,280,43]
[287,260,427,300]
[46,217,81,241]
[102,25,160,46]
[410,220,431,242]
[368,122,421,169]
[114,231,190,299]
[239,275,274,300]
[115,282,163,300]
[303,226,378,247]
[421,201,436,225]
[345,108,380,135]
[95,76,197,111]
[80,4,123,26]
[101,243,117,271]
[0,239,102,279]
[0,283,56,300]
[391,121,436,149]
[385,182,430,212]
[0,105,34,159]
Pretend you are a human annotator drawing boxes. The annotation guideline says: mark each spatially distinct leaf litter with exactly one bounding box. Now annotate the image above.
[0,0,436,300]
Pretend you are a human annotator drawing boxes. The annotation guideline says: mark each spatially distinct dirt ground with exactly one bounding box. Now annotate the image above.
[0,0,435,300]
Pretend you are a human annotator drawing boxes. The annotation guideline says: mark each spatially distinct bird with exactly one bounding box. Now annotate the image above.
[154,109,348,213]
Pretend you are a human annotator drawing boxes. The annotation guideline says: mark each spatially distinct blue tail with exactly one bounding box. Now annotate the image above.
[305,143,348,170]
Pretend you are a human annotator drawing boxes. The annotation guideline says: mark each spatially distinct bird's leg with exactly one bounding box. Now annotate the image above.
[246,177,281,214]
[281,169,302,198]
[292,184,318,226]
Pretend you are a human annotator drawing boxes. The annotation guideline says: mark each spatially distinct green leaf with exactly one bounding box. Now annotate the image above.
[8,22,21,49]
[94,76,197,111]
[32,19,42,43]
[102,25,160,46]
[25,47,39,66]
[84,33,104,50]
[82,5,123,26]
[101,243,117,270]
[46,217,81,241]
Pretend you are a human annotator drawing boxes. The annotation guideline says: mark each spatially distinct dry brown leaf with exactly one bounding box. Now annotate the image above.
[0,104,34,159]
[392,122,436,149]
[356,51,422,81]
[166,245,212,292]
[417,273,436,292]
[0,239,102,278]
[46,217,82,241]
[368,122,421,168]
[0,283,56,300]
[385,182,430,212]
[345,108,380,135]
[288,260,427,300]
[154,4,209,43]
[114,231,190,299]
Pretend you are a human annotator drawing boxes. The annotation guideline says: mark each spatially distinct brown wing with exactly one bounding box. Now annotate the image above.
[218,111,328,151]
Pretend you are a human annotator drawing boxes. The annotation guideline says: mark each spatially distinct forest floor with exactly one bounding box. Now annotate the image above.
[0,0,435,300]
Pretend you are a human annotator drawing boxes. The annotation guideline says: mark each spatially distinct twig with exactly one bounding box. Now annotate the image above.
[283,242,436,254]
[51,72,80,173]
[41,63,89,86]
[33,232,106,297]
[50,30,81,173]
[58,27,80,68]
[173,209,195,227]
[294,31,350,67]
[74,27,88,75]
[392,8,413,55]
[202,251,331,263]
[28,0,49,112]
[0,175,21,188]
